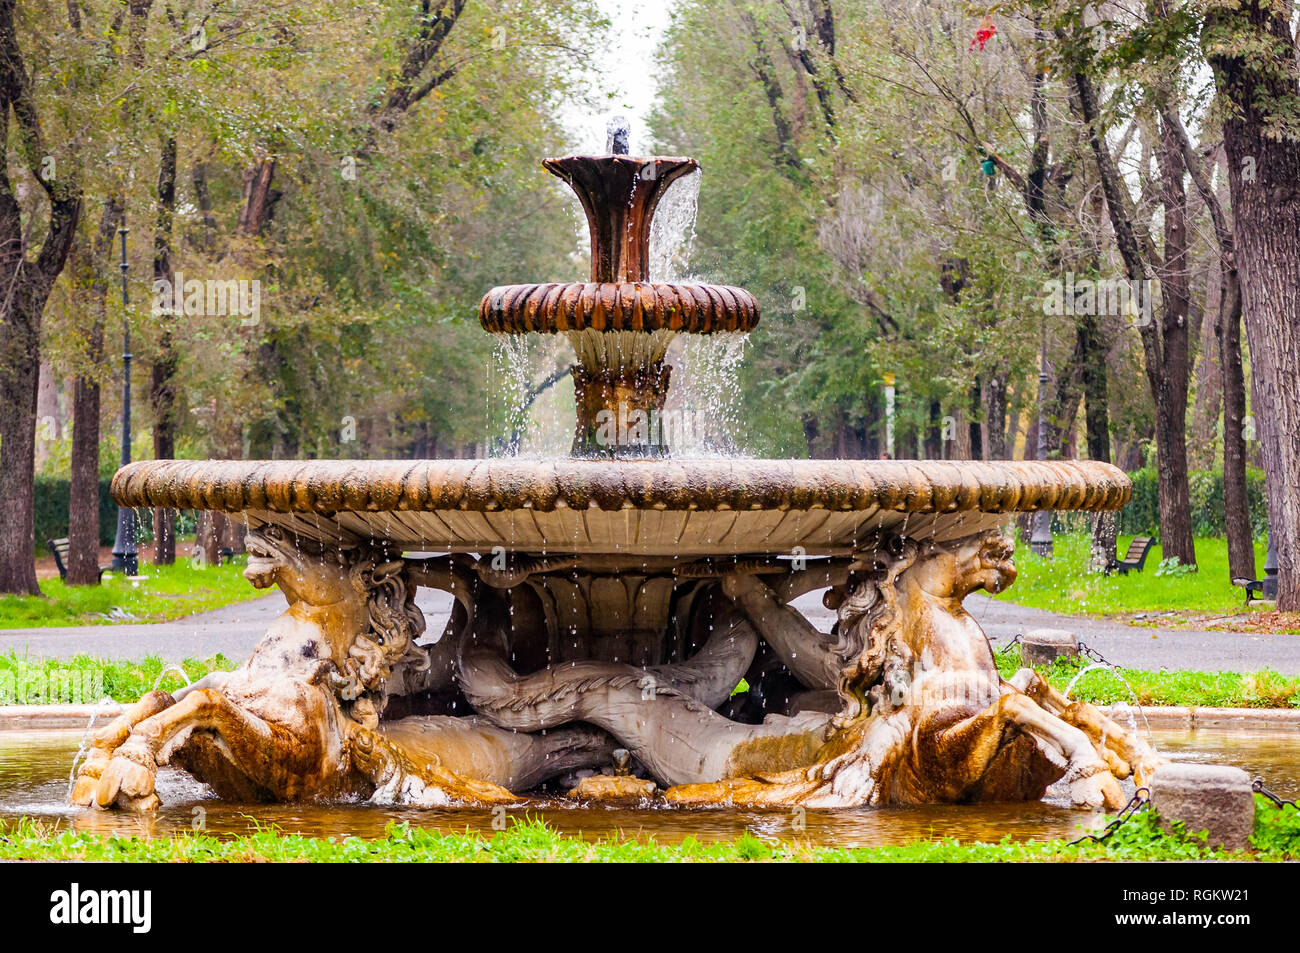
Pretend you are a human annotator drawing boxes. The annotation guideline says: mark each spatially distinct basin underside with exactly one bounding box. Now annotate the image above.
[112,458,1130,557]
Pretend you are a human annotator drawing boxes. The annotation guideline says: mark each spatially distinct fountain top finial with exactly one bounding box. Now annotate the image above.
[605,115,631,155]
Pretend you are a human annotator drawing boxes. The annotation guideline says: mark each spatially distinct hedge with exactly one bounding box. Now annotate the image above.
[33,477,116,556]
[1113,467,1270,540]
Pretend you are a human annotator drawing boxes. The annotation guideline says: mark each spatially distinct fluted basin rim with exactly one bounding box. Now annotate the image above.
[478,282,761,334]
[111,458,1131,516]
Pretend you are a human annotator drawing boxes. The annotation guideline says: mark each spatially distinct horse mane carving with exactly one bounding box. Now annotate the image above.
[345,552,428,700]
[829,534,919,724]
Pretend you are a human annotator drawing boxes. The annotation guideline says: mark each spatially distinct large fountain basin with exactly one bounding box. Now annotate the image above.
[111,458,1129,557]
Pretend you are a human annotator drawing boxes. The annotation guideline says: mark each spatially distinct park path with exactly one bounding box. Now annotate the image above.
[1,589,1297,674]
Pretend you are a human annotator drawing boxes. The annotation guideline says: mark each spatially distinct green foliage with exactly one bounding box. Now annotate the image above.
[3,803,1296,862]
[993,645,1300,708]
[1118,468,1270,539]
[1153,557,1196,578]
[32,478,115,557]
[0,559,261,628]
[0,652,235,704]
[1250,795,1300,858]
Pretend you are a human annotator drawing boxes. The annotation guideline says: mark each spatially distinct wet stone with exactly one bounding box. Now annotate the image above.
[1149,762,1255,851]
[1020,628,1079,667]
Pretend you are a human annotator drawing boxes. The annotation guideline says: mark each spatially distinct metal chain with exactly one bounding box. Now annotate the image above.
[993,633,1022,655]
[1068,787,1150,845]
[1075,640,1113,667]
[1253,778,1298,811]
[1069,778,1295,850]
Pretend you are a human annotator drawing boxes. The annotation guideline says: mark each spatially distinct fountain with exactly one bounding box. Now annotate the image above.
[71,139,1159,815]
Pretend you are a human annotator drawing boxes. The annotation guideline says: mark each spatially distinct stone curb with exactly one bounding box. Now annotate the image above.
[1099,705,1300,729]
[0,704,124,730]
[0,703,1297,732]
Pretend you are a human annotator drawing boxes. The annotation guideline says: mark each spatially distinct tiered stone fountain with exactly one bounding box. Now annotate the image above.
[71,141,1158,814]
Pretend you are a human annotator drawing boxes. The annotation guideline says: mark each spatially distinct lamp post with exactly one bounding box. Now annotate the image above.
[1263,533,1278,601]
[883,372,896,459]
[1029,313,1054,558]
[110,220,138,575]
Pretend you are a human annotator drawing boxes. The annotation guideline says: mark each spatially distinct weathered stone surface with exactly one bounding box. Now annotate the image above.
[1021,628,1079,666]
[567,775,659,802]
[85,147,1150,817]
[1149,762,1255,850]
[112,458,1133,517]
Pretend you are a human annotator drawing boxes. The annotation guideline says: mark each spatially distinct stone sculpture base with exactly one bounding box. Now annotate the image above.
[73,526,1162,813]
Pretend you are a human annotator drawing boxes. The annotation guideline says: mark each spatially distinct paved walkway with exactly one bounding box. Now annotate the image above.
[961,594,1300,675]
[1,589,1297,674]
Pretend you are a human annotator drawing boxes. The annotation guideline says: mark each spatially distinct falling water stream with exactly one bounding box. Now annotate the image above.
[488,167,750,459]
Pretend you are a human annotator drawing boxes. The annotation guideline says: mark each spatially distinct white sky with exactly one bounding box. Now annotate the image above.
[563,0,676,154]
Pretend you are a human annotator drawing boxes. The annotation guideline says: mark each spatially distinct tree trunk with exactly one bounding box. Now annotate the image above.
[151,136,178,565]
[802,413,819,458]
[1189,261,1223,469]
[967,377,983,461]
[1067,60,1196,566]
[0,0,82,593]
[238,158,280,236]
[1206,3,1300,608]
[924,400,943,459]
[67,368,103,585]
[0,292,44,594]
[1078,311,1118,570]
[1217,271,1255,580]
[194,511,227,567]
[985,370,1007,459]
[65,201,119,585]
[1146,115,1197,567]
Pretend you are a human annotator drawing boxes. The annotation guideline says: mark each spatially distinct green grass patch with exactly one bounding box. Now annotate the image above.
[1,798,1295,862]
[0,652,238,704]
[993,645,1300,708]
[1001,533,1272,618]
[0,559,262,628]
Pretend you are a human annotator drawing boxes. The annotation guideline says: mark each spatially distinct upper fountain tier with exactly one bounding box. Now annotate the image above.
[479,153,758,458]
[478,155,759,336]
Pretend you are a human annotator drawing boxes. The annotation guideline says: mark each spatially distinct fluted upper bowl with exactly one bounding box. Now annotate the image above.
[478,281,760,334]
[112,458,1130,559]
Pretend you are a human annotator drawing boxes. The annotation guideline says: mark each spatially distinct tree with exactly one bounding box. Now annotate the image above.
[1204,0,1300,609]
[1054,13,1197,567]
[0,0,82,594]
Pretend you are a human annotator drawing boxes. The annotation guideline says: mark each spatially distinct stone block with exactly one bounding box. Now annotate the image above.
[1020,628,1079,667]
[1149,762,1255,851]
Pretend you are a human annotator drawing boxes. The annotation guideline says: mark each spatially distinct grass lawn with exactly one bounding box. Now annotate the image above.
[993,645,1300,708]
[1,799,1296,861]
[1000,532,1284,622]
[0,559,262,628]
[0,652,237,704]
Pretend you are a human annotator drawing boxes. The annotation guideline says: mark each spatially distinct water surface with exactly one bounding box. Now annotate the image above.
[1,728,1294,847]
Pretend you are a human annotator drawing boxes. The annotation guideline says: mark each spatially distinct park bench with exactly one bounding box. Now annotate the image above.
[46,537,111,583]
[1232,577,1267,603]
[1232,538,1280,603]
[1109,536,1154,575]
